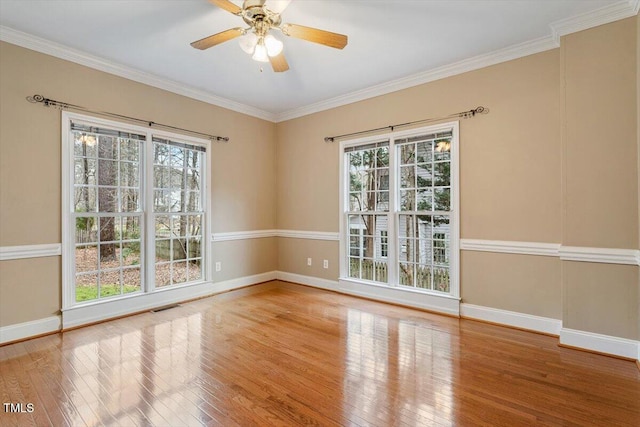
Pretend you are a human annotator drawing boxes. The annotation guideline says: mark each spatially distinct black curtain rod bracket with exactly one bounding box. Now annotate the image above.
[26,94,230,143]
[324,106,488,143]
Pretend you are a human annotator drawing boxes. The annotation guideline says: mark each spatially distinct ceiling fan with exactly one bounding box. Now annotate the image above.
[191,0,348,72]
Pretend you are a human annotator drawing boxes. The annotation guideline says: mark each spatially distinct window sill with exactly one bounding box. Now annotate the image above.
[338,277,460,316]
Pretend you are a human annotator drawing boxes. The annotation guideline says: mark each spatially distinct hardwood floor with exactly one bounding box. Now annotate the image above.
[1,281,639,426]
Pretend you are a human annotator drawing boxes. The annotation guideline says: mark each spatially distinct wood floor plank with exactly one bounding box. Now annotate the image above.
[1,281,639,426]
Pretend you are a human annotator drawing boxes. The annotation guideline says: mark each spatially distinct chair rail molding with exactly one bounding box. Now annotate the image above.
[0,243,62,261]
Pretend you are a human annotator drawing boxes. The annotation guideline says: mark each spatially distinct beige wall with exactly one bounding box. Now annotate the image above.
[562,17,638,249]
[560,18,638,340]
[0,41,277,327]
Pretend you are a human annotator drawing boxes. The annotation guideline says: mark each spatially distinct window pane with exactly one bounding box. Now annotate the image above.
[74,187,96,212]
[121,189,140,212]
[99,270,121,298]
[76,244,98,273]
[188,261,202,282]
[123,268,141,294]
[188,237,202,259]
[434,162,450,186]
[417,164,433,188]
[75,216,98,243]
[120,139,140,162]
[434,139,451,161]
[399,263,414,286]
[416,265,432,290]
[172,261,188,284]
[74,158,96,185]
[122,242,141,267]
[416,141,432,163]
[400,166,414,188]
[76,273,98,302]
[434,267,450,292]
[434,188,450,211]
[119,162,139,187]
[97,136,118,160]
[155,263,171,287]
[399,144,415,165]
[98,188,118,212]
[74,134,97,158]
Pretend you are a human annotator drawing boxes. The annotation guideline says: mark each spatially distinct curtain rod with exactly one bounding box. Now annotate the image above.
[323,106,488,143]
[26,94,230,142]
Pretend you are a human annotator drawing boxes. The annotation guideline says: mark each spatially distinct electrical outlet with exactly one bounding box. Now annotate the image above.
[323,259,329,269]
[307,257,312,266]
[215,262,221,272]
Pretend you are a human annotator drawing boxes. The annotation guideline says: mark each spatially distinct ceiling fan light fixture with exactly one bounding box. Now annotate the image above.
[264,34,283,57]
[238,32,259,54]
[252,40,269,62]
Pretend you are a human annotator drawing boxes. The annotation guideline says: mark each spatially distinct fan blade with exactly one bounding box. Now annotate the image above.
[281,23,347,49]
[208,0,242,14]
[191,28,243,50]
[268,0,292,14]
[269,51,289,72]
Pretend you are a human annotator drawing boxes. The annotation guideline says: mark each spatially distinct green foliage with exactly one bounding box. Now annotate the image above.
[76,284,139,302]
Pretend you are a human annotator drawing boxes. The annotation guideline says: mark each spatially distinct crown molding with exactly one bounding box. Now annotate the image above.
[0,26,277,122]
[274,35,558,122]
[550,0,639,43]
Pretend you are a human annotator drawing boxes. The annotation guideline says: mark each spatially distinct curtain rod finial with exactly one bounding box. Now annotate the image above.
[324,137,334,143]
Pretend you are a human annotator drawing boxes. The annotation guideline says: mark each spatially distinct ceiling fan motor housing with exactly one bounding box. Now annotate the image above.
[241,0,282,29]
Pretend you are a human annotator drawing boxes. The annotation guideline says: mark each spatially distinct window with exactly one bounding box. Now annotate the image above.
[345,141,389,283]
[63,113,209,308]
[340,122,459,298]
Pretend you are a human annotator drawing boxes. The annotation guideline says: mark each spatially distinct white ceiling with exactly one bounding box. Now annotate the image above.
[0,1,637,121]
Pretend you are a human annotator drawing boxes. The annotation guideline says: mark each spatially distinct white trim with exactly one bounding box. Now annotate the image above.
[212,229,278,242]
[276,271,460,316]
[211,229,340,241]
[460,303,561,336]
[274,36,558,122]
[0,316,61,344]
[0,26,276,122]
[460,239,640,266]
[559,246,640,265]
[338,278,460,316]
[550,0,639,43]
[0,244,61,261]
[276,271,338,291]
[62,272,276,329]
[560,328,639,359]
[460,239,560,257]
[277,230,340,241]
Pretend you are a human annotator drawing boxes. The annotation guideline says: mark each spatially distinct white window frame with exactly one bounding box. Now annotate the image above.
[61,112,212,325]
[338,122,460,315]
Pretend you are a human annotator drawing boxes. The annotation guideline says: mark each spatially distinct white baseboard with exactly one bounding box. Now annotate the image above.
[560,328,639,360]
[276,271,339,291]
[276,271,460,316]
[460,303,562,335]
[62,271,277,329]
[0,316,61,344]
